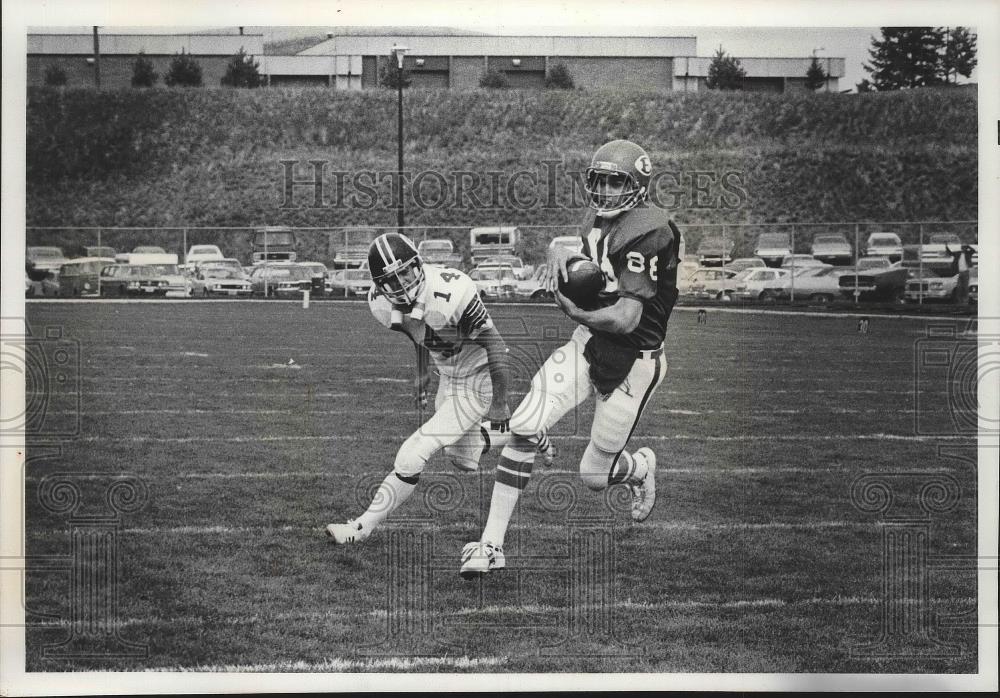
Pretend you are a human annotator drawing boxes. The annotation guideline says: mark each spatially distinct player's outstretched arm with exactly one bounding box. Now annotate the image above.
[473,326,511,432]
[555,291,643,335]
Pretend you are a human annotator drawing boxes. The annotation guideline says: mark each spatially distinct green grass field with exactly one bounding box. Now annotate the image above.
[23,300,977,672]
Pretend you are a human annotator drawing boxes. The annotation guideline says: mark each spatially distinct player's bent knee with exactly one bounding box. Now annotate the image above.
[579,441,614,491]
[393,433,441,477]
[590,417,630,454]
[443,445,479,472]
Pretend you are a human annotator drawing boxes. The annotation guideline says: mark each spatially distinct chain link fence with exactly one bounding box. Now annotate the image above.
[25,221,978,305]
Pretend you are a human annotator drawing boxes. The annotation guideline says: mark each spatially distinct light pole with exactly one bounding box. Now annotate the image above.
[391,45,409,233]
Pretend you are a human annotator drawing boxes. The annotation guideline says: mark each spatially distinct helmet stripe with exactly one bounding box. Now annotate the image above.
[375,235,393,267]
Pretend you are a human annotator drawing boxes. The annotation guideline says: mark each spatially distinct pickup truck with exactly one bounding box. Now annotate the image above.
[810,233,853,266]
[695,236,734,267]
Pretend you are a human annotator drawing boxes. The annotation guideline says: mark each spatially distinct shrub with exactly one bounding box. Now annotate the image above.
[805,56,827,91]
[221,48,261,88]
[131,51,158,88]
[479,69,510,89]
[43,65,67,86]
[706,47,746,90]
[545,63,574,89]
[164,50,203,87]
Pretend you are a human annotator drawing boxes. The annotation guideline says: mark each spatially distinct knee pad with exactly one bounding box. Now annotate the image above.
[443,426,489,473]
[393,432,441,478]
[579,441,614,491]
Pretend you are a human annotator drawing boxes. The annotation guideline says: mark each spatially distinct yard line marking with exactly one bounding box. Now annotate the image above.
[152,656,508,672]
[98,520,871,535]
[77,391,352,398]
[23,466,956,482]
[50,407,937,417]
[25,298,974,321]
[70,433,976,444]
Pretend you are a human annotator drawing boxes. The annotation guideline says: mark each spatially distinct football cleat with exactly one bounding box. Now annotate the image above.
[459,541,505,579]
[629,448,657,522]
[325,519,370,545]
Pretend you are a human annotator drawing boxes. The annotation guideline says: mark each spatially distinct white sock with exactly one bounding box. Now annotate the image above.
[608,450,648,486]
[481,438,535,547]
[355,472,417,531]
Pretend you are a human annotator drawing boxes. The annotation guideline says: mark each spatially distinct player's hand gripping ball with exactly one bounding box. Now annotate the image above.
[557,257,604,310]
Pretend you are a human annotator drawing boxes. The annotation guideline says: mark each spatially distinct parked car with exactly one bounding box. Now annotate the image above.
[99,262,192,297]
[685,267,738,300]
[695,236,734,267]
[783,265,843,303]
[753,233,792,267]
[837,257,908,302]
[675,259,701,294]
[480,255,534,280]
[904,264,970,304]
[417,239,463,268]
[469,266,518,300]
[334,227,378,269]
[116,246,168,263]
[57,257,115,297]
[189,263,252,296]
[781,254,827,270]
[863,232,903,262]
[329,268,374,297]
[251,227,298,264]
[185,244,225,266]
[26,246,69,274]
[968,266,978,305]
[298,262,332,296]
[548,235,583,257]
[249,263,313,298]
[810,233,853,265]
[84,246,116,258]
[723,258,766,274]
[919,232,964,262]
[731,268,791,301]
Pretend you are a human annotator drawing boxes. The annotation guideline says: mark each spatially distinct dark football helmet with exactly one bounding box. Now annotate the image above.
[584,139,652,216]
[368,232,425,305]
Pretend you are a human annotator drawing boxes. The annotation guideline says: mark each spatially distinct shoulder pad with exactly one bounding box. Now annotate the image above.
[607,207,676,256]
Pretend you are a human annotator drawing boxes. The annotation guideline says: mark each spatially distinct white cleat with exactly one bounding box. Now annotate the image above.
[629,448,657,522]
[459,541,506,579]
[325,519,370,545]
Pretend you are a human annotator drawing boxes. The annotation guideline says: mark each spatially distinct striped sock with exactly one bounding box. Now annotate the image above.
[533,430,551,454]
[607,450,647,486]
[355,472,417,532]
[481,435,535,547]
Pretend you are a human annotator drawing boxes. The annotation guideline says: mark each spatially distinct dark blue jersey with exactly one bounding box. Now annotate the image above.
[579,206,681,350]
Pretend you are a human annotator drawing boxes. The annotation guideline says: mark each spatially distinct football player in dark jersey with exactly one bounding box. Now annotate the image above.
[462,139,680,578]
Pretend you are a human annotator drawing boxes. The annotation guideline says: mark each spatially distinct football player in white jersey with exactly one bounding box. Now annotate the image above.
[326,233,552,544]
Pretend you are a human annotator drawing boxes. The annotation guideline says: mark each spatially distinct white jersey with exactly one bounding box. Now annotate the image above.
[369,266,493,377]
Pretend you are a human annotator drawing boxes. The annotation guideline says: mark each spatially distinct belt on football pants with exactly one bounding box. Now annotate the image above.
[638,346,663,361]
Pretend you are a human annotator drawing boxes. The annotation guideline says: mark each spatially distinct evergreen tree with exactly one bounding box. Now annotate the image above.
[43,64,67,86]
[855,78,874,93]
[705,47,746,90]
[164,49,203,87]
[221,48,261,88]
[864,28,945,90]
[378,54,412,89]
[940,26,977,85]
[479,69,510,89]
[545,63,574,89]
[805,55,827,91]
[131,51,158,87]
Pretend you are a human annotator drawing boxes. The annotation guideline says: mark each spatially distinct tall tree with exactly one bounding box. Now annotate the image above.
[805,55,827,91]
[221,48,261,88]
[131,51,158,87]
[164,49,203,87]
[940,26,977,84]
[705,46,746,90]
[864,27,946,90]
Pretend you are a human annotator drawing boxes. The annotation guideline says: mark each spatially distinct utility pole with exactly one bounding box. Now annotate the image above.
[92,26,101,88]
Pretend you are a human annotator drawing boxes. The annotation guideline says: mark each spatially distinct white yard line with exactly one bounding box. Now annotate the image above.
[69,433,975,444]
[151,656,508,672]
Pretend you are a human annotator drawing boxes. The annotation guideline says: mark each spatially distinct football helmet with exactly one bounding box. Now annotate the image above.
[584,139,652,217]
[368,232,425,306]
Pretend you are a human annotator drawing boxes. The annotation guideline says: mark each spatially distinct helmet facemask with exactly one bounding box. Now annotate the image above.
[585,166,646,216]
[372,256,425,306]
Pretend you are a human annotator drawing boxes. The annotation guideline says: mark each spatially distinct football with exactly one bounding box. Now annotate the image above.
[558,257,605,309]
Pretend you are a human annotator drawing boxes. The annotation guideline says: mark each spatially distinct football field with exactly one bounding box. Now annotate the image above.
[23,300,977,673]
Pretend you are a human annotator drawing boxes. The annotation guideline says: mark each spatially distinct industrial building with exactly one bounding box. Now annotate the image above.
[27,30,844,92]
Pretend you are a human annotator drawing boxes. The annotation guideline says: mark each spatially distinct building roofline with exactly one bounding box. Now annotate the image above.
[317,33,698,39]
[27,32,265,37]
